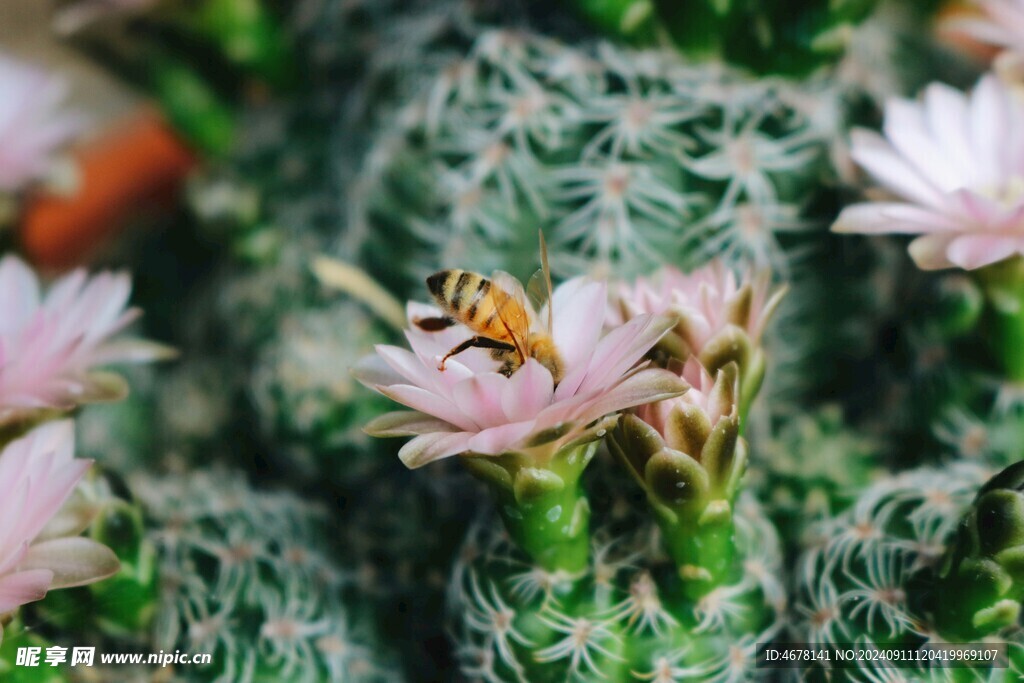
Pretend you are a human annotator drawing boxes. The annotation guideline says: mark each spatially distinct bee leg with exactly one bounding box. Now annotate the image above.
[413,316,457,332]
[439,336,516,371]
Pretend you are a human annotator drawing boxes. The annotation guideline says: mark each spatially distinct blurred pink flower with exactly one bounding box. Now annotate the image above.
[0,255,173,428]
[0,54,82,193]
[355,277,687,468]
[0,421,119,644]
[833,75,1024,270]
[945,0,1024,54]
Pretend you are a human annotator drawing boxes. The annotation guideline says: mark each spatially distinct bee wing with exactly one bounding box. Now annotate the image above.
[490,270,531,362]
[526,269,549,326]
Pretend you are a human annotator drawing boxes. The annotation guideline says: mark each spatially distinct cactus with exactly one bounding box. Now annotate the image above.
[350,29,831,297]
[751,405,883,555]
[127,468,401,682]
[18,466,400,682]
[793,460,1024,681]
[934,400,1024,470]
[448,492,784,682]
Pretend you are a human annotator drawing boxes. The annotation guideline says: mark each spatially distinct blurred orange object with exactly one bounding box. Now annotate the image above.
[20,110,197,270]
[936,1,1003,62]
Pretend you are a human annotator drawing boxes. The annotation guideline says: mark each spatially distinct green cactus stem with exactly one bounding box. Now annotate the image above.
[977,257,1024,383]
[449,494,785,682]
[608,363,748,597]
[463,438,604,574]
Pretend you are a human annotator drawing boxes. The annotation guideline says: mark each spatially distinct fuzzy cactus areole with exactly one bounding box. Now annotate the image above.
[130,469,400,682]
[357,272,686,571]
[351,30,828,297]
[449,495,786,683]
[794,460,1024,680]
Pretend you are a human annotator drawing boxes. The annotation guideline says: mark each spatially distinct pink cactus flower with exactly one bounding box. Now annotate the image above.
[355,277,687,468]
[0,54,82,193]
[634,358,736,446]
[0,421,119,644]
[0,255,173,428]
[832,75,1024,270]
[610,261,784,363]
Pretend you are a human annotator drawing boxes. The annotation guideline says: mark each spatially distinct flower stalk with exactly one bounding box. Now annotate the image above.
[464,436,604,573]
[608,362,747,598]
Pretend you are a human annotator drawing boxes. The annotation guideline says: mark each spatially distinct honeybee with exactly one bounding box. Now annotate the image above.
[414,233,565,385]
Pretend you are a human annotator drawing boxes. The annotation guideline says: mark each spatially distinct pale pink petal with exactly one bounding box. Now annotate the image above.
[466,421,538,455]
[850,129,946,208]
[971,75,1011,181]
[550,278,606,374]
[549,367,688,427]
[0,256,40,329]
[398,432,473,468]
[884,98,964,191]
[501,359,554,422]
[946,234,1023,270]
[375,345,438,390]
[377,384,479,432]
[568,313,676,399]
[0,55,81,192]
[0,569,53,613]
[364,410,459,437]
[923,83,976,181]
[352,353,406,389]
[451,374,510,428]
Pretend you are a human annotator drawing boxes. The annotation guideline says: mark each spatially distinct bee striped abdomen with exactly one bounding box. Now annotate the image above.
[427,270,499,332]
